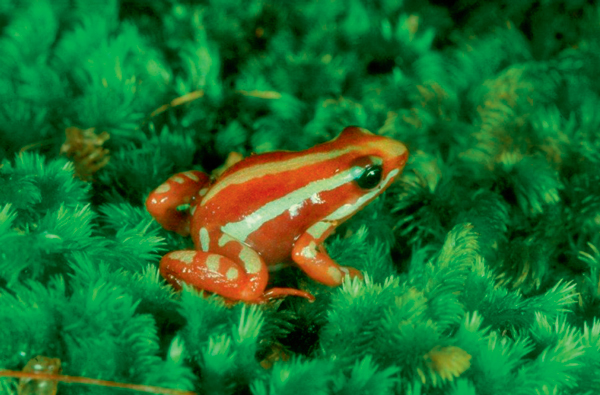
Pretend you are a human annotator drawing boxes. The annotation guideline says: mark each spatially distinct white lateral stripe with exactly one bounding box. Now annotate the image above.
[218,233,235,247]
[202,147,358,205]
[199,228,210,251]
[221,166,364,241]
[324,169,399,221]
[307,221,332,240]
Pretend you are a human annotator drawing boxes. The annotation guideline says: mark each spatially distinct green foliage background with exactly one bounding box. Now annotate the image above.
[1,0,600,394]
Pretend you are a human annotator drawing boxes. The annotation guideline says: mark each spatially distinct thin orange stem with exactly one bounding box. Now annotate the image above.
[0,371,197,395]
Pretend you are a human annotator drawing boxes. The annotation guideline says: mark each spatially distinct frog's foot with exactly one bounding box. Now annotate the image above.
[292,221,363,286]
[221,288,315,305]
[146,170,210,236]
[261,287,315,303]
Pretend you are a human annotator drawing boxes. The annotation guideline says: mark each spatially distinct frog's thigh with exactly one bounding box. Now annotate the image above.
[292,221,359,286]
[160,249,254,300]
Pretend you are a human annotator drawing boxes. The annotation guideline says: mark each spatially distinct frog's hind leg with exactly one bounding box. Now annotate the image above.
[146,170,210,236]
[160,250,257,300]
[161,244,315,303]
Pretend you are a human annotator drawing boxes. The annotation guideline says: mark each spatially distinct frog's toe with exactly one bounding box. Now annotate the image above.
[340,266,363,280]
[260,287,316,303]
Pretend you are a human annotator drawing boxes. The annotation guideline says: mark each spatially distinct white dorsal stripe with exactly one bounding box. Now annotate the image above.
[221,166,365,242]
[202,146,359,206]
[324,169,399,221]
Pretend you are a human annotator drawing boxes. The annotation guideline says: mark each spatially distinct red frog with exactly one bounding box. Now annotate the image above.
[146,126,408,303]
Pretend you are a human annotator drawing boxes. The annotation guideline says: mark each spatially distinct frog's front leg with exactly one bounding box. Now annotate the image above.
[292,221,362,286]
[146,170,210,236]
[160,234,314,303]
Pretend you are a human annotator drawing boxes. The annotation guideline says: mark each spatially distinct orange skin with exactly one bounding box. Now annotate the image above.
[146,126,408,303]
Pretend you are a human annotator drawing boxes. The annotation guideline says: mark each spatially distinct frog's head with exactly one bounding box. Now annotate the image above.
[334,126,408,188]
[313,126,408,222]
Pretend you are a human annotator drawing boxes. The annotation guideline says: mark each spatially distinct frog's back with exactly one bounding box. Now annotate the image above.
[192,127,408,264]
[194,147,358,260]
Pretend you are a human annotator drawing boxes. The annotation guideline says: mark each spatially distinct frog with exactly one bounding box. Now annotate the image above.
[146,126,408,303]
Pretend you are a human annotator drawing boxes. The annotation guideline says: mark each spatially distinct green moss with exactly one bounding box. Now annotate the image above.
[1,1,600,394]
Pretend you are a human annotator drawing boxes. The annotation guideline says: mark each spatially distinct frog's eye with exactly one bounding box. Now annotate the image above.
[356,164,383,189]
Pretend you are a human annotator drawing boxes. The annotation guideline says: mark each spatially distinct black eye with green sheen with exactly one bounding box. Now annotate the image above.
[356,164,383,189]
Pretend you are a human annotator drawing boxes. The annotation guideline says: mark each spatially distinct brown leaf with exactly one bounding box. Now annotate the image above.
[60,127,110,181]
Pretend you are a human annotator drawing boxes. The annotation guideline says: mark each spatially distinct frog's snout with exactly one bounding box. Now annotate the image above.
[384,139,409,171]
[397,146,409,169]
